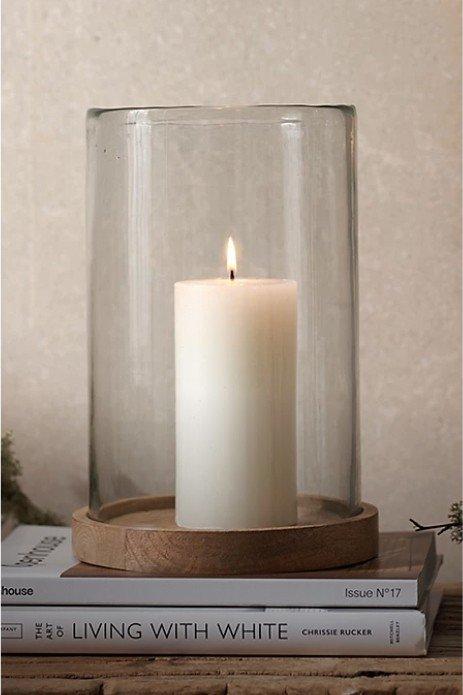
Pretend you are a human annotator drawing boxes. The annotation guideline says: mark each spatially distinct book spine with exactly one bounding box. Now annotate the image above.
[1,607,426,655]
[1,577,418,607]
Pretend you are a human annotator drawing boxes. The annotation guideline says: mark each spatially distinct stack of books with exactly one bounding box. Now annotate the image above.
[2,525,441,655]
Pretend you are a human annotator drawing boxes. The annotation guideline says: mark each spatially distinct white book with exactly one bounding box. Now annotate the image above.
[1,590,441,655]
[2,525,440,608]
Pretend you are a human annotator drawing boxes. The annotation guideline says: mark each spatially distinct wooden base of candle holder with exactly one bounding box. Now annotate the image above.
[72,495,378,576]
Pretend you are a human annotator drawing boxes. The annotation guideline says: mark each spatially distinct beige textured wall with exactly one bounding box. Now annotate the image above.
[3,0,461,579]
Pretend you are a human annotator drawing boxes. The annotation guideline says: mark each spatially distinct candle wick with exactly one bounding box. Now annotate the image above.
[229,269,235,281]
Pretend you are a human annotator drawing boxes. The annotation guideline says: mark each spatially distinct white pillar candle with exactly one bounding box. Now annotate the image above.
[175,239,297,530]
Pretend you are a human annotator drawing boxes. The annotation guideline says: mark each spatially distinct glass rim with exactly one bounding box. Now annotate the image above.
[87,103,356,125]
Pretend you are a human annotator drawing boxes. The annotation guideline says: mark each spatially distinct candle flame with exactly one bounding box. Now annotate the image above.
[227,237,237,280]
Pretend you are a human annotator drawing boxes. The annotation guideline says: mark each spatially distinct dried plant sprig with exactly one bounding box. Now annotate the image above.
[448,501,462,543]
[1,431,63,526]
[410,501,462,543]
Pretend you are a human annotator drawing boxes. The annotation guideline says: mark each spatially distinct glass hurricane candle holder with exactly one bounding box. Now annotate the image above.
[74,105,378,575]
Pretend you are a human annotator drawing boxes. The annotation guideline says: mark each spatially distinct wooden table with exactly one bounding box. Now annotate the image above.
[2,583,461,694]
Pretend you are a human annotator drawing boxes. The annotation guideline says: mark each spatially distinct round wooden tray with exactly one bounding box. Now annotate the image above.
[72,495,378,575]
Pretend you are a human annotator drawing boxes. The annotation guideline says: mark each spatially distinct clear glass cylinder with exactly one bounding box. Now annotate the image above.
[88,105,359,523]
